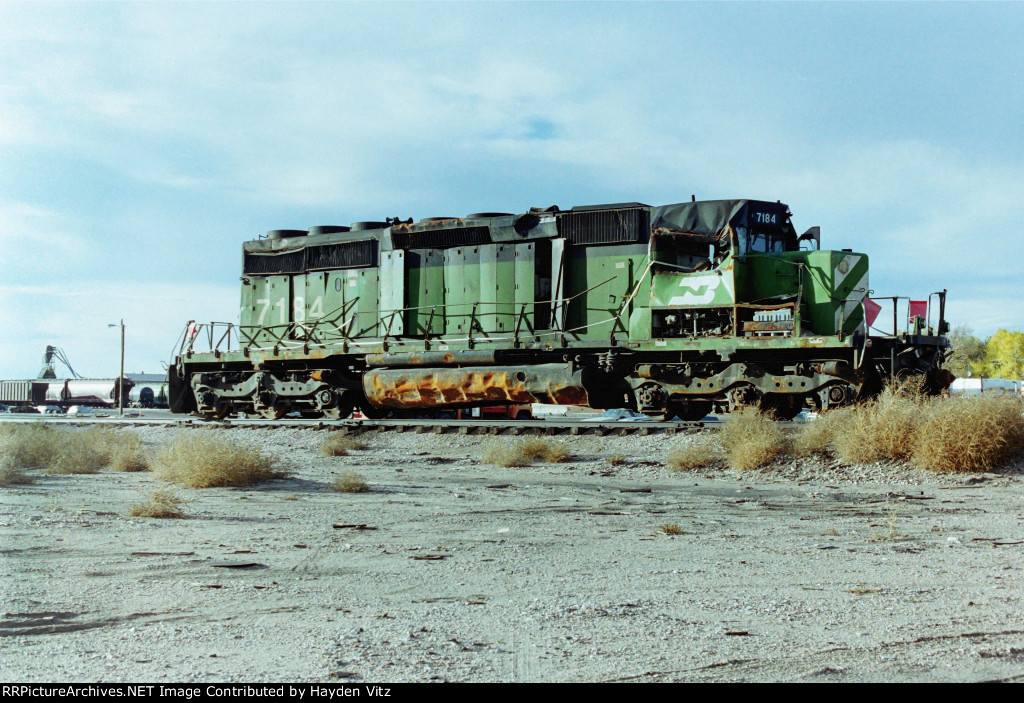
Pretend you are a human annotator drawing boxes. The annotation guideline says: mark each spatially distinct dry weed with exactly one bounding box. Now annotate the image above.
[791,408,851,457]
[666,436,721,471]
[720,408,786,470]
[321,433,368,457]
[130,489,186,518]
[483,438,571,466]
[832,383,929,464]
[660,523,684,535]
[46,435,108,475]
[332,471,370,493]
[106,432,149,472]
[0,459,34,486]
[0,425,147,474]
[519,438,572,463]
[482,441,530,467]
[151,432,284,488]
[0,424,65,469]
[912,395,1024,473]
[608,453,627,466]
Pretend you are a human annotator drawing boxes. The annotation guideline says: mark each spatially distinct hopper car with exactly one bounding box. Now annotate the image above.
[0,378,133,410]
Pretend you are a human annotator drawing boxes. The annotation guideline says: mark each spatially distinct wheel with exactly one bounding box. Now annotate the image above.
[359,403,390,419]
[759,394,803,420]
[667,400,712,422]
[322,402,355,420]
[258,405,287,420]
[198,403,231,420]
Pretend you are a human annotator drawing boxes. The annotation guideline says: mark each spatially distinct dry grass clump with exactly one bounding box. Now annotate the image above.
[912,395,1024,473]
[332,470,370,493]
[719,408,786,470]
[0,459,34,486]
[831,386,929,465]
[483,441,531,467]
[666,436,721,471]
[0,425,147,474]
[482,438,572,467]
[524,437,573,464]
[0,424,66,470]
[46,443,108,474]
[608,453,627,466]
[321,433,368,457]
[792,382,1024,473]
[791,408,852,457]
[519,438,572,463]
[660,523,684,535]
[151,432,284,488]
[104,431,149,472]
[129,489,186,518]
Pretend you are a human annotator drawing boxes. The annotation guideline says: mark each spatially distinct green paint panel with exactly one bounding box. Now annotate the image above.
[379,251,406,336]
[479,243,516,333]
[651,262,736,309]
[443,247,482,336]
[734,250,869,335]
[514,242,536,335]
[319,271,353,342]
[561,245,640,341]
[238,276,291,347]
[406,249,445,335]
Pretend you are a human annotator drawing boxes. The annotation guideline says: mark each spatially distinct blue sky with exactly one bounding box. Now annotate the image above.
[2,1,1022,378]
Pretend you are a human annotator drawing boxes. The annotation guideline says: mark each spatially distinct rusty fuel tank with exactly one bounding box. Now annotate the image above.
[362,363,589,409]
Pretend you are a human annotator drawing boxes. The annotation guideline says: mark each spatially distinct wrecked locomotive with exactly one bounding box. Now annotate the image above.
[169,199,951,421]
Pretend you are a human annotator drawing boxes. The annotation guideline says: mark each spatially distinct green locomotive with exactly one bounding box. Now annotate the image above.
[169,198,952,420]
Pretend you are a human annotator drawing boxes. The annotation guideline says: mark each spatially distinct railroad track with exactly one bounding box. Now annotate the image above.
[0,414,808,435]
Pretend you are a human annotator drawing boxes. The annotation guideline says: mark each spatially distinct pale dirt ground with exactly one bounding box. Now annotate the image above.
[2,423,1024,683]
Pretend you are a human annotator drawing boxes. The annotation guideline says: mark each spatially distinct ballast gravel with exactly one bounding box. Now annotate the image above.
[1,423,1022,682]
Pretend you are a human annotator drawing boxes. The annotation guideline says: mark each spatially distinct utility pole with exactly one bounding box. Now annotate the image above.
[119,319,125,417]
[109,319,125,416]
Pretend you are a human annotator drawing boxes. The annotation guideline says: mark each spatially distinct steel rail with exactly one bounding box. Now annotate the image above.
[0,414,808,435]
[0,413,798,433]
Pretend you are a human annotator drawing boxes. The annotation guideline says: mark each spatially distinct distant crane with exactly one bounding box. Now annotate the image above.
[38,345,82,380]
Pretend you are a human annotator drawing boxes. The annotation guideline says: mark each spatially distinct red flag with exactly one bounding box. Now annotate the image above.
[864,298,882,328]
[908,300,927,325]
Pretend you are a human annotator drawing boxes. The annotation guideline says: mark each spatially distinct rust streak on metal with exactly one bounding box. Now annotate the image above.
[363,364,588,409]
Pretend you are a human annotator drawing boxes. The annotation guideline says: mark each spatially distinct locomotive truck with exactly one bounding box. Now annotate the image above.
[169,198,952,421]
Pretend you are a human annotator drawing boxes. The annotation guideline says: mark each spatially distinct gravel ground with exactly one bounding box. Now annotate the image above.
[2,424,1023,682]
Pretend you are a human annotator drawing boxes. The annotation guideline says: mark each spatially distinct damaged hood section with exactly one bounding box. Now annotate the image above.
[650,199,795,240]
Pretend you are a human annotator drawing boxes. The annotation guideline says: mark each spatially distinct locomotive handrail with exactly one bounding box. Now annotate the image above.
[177,261,649,359]
[176,300,628,359]
[612,256,653,330]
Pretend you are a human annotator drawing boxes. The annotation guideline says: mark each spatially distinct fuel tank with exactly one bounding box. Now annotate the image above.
[362,363,589,409]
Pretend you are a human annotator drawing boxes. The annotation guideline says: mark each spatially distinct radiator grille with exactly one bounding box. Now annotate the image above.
[243,251,305,275]
[306,240,378,269]
[244,240,378,275]
[557,208,648,245]
[391,226,490,250]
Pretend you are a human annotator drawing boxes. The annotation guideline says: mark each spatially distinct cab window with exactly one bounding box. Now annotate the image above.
[737,227,788,255]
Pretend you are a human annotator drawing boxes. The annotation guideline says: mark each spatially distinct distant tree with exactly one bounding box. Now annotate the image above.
[983,329,1024,380]
[946,325,989,378]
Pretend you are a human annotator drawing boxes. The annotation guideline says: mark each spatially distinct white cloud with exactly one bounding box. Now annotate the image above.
[0,280,239,379]
[0,0,1021,376]
[0,201,94,276]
